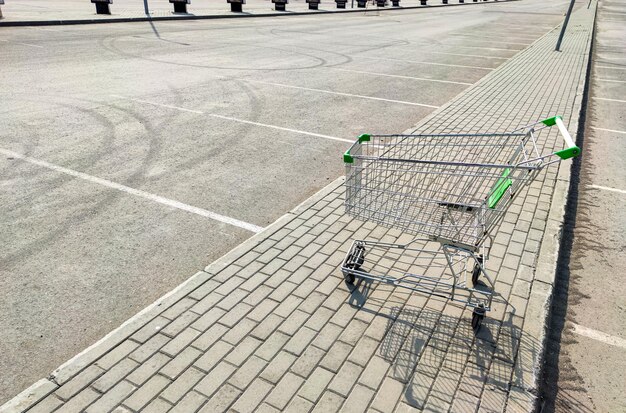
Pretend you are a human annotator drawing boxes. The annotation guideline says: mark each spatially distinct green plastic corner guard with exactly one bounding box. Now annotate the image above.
[343,134,371,164]
[541,115,562,126]
[542,115,581,159]
[488,168,512,209]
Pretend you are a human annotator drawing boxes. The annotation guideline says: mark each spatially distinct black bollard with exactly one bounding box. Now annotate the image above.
[91,0,112,15]
[227,0,245,12]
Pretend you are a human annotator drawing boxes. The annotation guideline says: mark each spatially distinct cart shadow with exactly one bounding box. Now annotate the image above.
[348,281,540,410]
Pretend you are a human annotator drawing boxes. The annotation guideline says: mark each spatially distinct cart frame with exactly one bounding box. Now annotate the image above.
[340,116,580,331]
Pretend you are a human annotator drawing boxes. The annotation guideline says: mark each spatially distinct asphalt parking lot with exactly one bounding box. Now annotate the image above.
[0,0,573,404]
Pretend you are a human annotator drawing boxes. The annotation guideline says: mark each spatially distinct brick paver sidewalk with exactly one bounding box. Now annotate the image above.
[2,2,597,412]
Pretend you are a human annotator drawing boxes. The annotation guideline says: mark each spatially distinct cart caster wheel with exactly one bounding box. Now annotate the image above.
[471,264,481,287]
[472,305,486,332]
[343,271,355,284]
[471,255,483,287]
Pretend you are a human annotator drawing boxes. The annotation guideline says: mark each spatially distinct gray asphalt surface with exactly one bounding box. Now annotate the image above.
[0,0,571,404]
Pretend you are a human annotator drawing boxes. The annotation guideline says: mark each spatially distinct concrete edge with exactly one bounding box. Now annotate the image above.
[0,177,344,412]
[521,2,598,411]
[0,0,518,27]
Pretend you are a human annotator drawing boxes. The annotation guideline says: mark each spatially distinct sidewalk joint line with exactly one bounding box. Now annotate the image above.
[571,323,626,349]
[425,51,508,60]
[0,147,264,233]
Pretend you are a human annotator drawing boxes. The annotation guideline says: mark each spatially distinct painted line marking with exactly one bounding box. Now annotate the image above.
[0,39,44,49]
[596,65,626,70]
[425,51,508,60]
[450,33,530,46]
[329,67,473,86]
[597,78,626,84]
[441,45,521,52]
[591,126,626,135]
[0,148,264,233]
[572,323,626,349]
[245,79,439,108]
[588,184,626,195]
[111,95,353,143]
[594,97,626,104]
[354,55,494,70]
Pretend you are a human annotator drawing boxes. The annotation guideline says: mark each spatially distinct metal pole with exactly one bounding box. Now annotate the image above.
[352,0,355,7]
[555,0,576,51]
[143,0,150,15]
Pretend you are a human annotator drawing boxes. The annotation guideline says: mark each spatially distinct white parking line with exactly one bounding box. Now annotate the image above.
[591,126,626,135]
[597,78,626,84]
[0,148,264,233]
[572,323,626,349]
[425,51,508,60]
[594,97,626,104]
[596,65,626,70]
[111,95,354,143]
[450,33,530,46]
[355,55,494,70]
[0,39,44,49]
[443,45,521,52]
[246,80,439,108]
[587,184,626,195]
[329,68,473,86]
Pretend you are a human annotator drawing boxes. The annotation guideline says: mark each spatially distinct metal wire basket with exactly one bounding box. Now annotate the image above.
[341,116,580,331]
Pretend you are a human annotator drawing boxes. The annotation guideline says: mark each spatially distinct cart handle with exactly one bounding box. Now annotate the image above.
[542,116,581,159]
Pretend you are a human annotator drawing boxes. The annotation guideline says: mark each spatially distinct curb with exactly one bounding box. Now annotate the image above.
[0,177,344,413]
[0,0,517,27]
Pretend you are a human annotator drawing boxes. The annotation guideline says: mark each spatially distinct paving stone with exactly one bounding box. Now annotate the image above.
[191,307,227,332]
[161,366,206,404]
[290,346,326,378]
[370,377,405,412]
[54,387,100,413]
[223,317,258,345]
[256,331,291,362]
[197,383,241,413]
[160,345,203,380]
[192,322,229,351]
[328,362,363,397]
[129,333,170,363]
[123,374,171,411]
[298,367,334,403]
[92,358,139,393]
[310,391,345,413]
[278,310,310,336]
[225,336,263,366]
[340,384,375,413]
[319,341,353,373]
[55,365,105,401]
[160,327,201,357]
[195,361,237,397]
[135,397,172,413]
[265,372,305,410]
[284,396,315,413]
[26,395,64,413]
[168,390,207,413]
[194,341,233,373]
[283,327,317,356]
[231,378,274,413]
[127,352,171,386]
[260,351,298,384]
[229,355,268,390]
[359,355,392,390]
[312,323,344,351]
[95,340,139,370]
[85,381,136,413]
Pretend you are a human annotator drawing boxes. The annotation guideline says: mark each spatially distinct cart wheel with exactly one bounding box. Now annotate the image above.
[472,305,486,332]
[344,272,355,284]
[471,263,481,287]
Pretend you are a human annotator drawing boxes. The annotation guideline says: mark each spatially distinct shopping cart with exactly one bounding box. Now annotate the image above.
[341,116,580,331]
